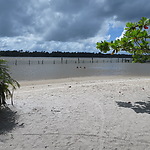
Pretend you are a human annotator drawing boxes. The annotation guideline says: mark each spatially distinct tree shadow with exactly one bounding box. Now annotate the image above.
[116,101,150,114]
[0,107,19,134]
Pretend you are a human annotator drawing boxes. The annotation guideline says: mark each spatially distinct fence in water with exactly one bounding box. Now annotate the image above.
[4,57,133,66]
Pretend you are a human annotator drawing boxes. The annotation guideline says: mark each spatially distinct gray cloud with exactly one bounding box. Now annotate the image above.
[33,0,150,42]
[104,0,150,21]
[0,0,150,52]
[38,0,108,41]
[0,0,34,37]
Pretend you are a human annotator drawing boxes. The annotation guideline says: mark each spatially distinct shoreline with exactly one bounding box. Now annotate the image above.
[19,75,150,86]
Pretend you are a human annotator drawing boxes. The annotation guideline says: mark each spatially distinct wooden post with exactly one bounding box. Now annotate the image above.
[15,60,17,65]
[92,57,93,63]
[61,57,63,64]
[78,58,80,63]
[110,58,112,63]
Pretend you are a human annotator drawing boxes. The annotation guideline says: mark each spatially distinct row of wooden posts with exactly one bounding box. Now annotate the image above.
[14,58,132,65]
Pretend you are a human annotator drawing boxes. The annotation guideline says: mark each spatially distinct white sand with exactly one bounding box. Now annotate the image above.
[1,76,150,150]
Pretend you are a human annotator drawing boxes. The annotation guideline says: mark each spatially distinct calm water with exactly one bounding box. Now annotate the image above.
[1,57,150,81]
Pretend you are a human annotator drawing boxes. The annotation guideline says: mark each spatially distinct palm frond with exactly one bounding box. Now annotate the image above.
[0,59,20,107]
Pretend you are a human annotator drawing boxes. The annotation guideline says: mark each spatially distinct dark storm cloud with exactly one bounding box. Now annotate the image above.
[41,0,150,41]
[49,0,89,14]
[0,0,33,37]
[0,0,150,42]
[104,0,150,21]
[44,8,105,41]
[43,0,107,41]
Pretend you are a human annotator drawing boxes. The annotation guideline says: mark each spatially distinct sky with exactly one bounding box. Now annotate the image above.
[0,0,150,53]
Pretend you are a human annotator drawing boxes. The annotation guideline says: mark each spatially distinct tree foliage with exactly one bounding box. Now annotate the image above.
[96,17,150,62]
[0,59,20,107]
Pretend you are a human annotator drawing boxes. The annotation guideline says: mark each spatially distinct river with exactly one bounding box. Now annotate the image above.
[1,57,150,81]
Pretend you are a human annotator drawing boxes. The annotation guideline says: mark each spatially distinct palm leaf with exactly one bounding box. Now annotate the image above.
[0,59,20,107]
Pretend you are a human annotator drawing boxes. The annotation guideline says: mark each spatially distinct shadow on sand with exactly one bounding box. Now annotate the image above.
[0,107,18,134]
[116,101,150,114]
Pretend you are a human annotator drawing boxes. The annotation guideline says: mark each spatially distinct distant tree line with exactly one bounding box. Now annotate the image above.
[0,50,132,58]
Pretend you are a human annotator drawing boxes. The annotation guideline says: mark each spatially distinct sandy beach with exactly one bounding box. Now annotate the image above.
[0,76,150,150]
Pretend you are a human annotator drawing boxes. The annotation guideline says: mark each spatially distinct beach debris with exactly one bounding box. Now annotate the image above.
[69,85,71,88]
[51,107,61,113]
[10,134,14,139]
[32,108,38,111]
[18,123,25,127]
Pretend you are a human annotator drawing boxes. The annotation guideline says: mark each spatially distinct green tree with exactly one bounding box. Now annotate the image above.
[0,59,20,107]
[96,17,150,63]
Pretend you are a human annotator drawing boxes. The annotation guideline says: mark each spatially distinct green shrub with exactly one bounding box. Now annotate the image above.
[0,59,20,107]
